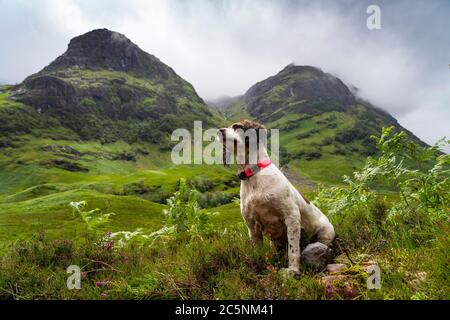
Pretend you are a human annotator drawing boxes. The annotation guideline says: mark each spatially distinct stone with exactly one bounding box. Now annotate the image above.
[45,159,88,172]
[406,271,427,290]
[301,242,332,270]
[361,262,378,274]
[113,152,136,161]
[325,263,346,273]
[322,275,359,299]
[334,253,350,264]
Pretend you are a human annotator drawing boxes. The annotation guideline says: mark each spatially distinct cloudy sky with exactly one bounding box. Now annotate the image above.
[0,0,448,148]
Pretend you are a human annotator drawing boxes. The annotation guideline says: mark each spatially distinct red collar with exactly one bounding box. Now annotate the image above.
[238,159,272,180]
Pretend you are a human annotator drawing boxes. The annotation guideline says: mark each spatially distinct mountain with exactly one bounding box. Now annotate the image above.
[0,29,238,245]
[219,64,426,183]
[206,96,242,109]
[2,29,221,145]
[0,29,432,249]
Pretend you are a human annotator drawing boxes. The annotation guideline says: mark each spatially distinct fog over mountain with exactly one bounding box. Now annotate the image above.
[0,0,448,149]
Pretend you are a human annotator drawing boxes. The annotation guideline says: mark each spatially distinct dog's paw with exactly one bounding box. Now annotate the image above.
[279,268,301,279]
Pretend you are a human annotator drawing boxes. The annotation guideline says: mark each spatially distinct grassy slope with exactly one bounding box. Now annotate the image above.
[0,81,422,229]
[219,102,370,184]
[1,77,333,252]
[0,74,236,250]
[0,114,243,250]
[1,79,446,300]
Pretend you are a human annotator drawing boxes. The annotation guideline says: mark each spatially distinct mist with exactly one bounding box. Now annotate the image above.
[0,0,448,148]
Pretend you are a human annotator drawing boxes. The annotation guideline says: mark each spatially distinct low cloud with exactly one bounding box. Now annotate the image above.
[0,0,448,148]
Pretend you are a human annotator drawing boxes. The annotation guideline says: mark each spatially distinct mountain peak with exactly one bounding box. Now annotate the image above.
[38,28,174,80]
[8,29,218,144]
[244,64,355,117]
[68,28,133,50]
[280,64,324,76]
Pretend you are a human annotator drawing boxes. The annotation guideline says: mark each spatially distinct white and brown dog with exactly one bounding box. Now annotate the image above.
[218,120,335,276]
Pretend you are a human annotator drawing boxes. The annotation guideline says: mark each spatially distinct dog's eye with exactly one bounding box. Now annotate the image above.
[232,123,244,130]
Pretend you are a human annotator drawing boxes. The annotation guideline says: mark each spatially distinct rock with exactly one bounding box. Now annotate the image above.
[44,159,88,172]
[361,262,379,274]
[416,272,427,283]
[42,145,81,157]
[60,146,81,156]
[135,148,149,155]
[39,28,175,81]
[322,275,359,299]
[279,268,301,279]
[16,75,78,113]
[325,263,346,273]
[334,253,350,264]
[301,242,332,270]
[113,152,136,161]
[406,271,427,290]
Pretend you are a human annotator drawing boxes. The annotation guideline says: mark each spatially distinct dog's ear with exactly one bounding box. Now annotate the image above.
[228,120,267,165]
[242,120,266,145]
[249,120,266,131]
[231,123,244,130]
[236,120,266,131]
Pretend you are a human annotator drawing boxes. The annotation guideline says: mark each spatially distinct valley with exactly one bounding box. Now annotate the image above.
[0,29,447,300]
[0,29,427,248]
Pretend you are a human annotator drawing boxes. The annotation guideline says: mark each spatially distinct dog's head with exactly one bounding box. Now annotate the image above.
[218,120,267,165]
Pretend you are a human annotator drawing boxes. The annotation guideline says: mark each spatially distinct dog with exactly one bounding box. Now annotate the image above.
[218,120,335,276]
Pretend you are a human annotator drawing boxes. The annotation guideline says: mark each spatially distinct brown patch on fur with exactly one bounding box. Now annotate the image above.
[232,120,266,131]
[233,120,267,164]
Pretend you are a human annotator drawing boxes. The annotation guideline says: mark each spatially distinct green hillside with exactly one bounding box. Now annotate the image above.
[0,29,235,248]
[218,64,426,184]
[0,29,447,301]
[0,31,429,247]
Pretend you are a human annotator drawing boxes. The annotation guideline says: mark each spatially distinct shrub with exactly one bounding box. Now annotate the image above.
[334,125,367,144]
[69,201,115,232]
[315,127,449,249]
[296,128,320,140]
[80,97,97,108]
[296,150,322,161]
[198,191,237,208]
[160,179,216,238]
[189,175,216,193]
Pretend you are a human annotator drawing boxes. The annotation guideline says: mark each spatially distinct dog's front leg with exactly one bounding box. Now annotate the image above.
[247,220,263,246]
[281,214,301,277]
[241,211,263,246]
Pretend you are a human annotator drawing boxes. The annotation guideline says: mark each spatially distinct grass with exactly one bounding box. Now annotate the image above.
[0,166,447,299]
[0,224,319,300]
[290,155,364,185]
[0,83,447,300]
[220,100,251,122]
[0,132,243,250]
[0,90,25,109]
[1,217,447,300]
[0,190,166,247]
[0,91,9,102]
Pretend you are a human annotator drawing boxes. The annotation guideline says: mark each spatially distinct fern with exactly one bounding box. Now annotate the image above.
[69,201,115,231]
